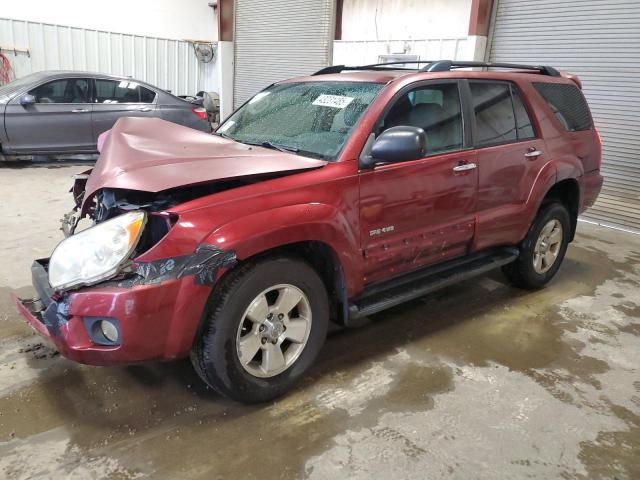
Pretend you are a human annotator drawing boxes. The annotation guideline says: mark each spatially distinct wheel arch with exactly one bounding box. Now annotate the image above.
[200,204,359,325]
[230,240,350,326]
[540,178,580,241]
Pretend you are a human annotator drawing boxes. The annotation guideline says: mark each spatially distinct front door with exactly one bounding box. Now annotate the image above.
[359,81,478,285]
[5,77,94,153]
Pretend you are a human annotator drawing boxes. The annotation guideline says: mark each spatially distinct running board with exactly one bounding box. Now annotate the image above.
[348,247,519,321]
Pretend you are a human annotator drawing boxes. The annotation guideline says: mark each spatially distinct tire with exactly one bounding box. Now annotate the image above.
[191,255,329,403]
[502,202,571,289]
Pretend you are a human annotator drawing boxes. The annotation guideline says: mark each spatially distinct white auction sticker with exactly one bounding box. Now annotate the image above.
[312,94,354,109]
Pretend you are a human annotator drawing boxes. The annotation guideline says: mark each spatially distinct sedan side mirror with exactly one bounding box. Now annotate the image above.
[19,94,36,106]
[364,126,427,167]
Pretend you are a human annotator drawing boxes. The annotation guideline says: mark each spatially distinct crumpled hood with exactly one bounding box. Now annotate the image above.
[82,117,327,210]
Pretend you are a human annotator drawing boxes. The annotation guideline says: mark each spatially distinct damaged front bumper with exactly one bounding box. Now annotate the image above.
[13,247,236,365]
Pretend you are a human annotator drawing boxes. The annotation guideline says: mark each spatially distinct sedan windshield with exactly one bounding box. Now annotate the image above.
[217,81,383,161]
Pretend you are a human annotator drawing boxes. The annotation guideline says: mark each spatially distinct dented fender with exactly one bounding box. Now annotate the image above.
[201,203,362,296]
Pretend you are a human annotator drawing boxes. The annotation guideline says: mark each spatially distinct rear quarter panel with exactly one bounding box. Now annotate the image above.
[158,92,210,132]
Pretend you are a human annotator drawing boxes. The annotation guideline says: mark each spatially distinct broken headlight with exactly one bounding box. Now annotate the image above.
[49,211,146,291]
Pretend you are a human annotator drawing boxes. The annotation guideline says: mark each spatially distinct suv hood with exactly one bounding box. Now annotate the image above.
[82,117,327,210]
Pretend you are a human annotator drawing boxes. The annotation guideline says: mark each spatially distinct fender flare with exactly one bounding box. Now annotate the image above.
[515,161,558,242]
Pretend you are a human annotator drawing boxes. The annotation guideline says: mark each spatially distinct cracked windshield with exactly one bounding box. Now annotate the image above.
[217,81,383,160]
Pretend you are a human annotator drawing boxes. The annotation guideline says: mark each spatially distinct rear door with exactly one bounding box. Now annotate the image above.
[359,80,478,284]
[4,77,94,153]
[467,80,546,250]
[90,78,158,140]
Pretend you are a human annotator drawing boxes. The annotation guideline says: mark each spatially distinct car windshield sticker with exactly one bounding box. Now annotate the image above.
[312,94,354,109]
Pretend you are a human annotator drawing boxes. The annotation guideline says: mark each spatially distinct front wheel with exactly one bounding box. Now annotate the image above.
[191,256,329,403]
[502,202,571,289]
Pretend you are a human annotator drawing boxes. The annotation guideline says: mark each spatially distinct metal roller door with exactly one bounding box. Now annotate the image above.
[487,0,640,231]
[233,0,335,109]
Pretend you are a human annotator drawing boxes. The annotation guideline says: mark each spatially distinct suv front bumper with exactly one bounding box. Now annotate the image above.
[12,259,213,365]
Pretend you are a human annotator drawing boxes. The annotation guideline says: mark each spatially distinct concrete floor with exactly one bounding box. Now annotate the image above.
[1,163,639,480]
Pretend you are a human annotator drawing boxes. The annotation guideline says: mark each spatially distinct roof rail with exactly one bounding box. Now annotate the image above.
[422,60,560,76]
[313,61,436,75]
[313,60,560,77]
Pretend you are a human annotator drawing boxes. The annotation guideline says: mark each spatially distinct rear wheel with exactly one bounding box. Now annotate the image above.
[502,202,571,289]
[191,256,329,403]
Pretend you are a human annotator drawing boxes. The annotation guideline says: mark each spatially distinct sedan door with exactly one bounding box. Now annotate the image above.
[90,78,159,141]
[359,81,478,285]
[4,77,94,153]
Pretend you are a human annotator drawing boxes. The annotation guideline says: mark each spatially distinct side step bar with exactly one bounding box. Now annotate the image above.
[348,247,519,320]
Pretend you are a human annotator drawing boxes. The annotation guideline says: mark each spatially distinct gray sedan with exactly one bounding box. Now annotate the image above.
[0,71,211,155]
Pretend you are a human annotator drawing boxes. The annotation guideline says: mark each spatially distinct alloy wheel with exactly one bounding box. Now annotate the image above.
[533,219,563,274]
[235,284,312,378]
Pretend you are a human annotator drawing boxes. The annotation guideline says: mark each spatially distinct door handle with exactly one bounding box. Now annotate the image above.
[71,108,89,113]
[525,149,543,159]
[452,163,477,172]
[136,107,152,112]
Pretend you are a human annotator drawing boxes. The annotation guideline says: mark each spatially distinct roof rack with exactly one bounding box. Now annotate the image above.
[313,61,434,75]
[313,60,561,77]
[421,60,560,76]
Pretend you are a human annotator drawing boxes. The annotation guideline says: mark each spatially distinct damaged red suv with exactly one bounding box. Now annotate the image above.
[14,60,602,403]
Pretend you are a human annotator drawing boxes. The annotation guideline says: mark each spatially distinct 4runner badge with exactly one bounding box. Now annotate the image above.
[369,226,395,237]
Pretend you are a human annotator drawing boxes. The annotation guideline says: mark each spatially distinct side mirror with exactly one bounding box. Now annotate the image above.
[19,94,36,106]
[366,126,427,167]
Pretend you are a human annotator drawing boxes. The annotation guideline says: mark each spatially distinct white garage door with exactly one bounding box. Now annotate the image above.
[233,0,335,109]
[487,0,640,231]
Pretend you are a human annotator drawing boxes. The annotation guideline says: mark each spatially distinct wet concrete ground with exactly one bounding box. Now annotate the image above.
[1,163,639,479]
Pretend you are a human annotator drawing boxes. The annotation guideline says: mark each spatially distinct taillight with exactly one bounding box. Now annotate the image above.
[192,107,208,120]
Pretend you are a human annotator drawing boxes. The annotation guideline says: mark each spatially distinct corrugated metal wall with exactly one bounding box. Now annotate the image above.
[0,17,211,96]
[233,0,335,109]
[333,38,470,66]
[487,0,640,232]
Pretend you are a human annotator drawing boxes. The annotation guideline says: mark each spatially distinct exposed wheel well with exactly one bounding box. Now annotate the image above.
[542,179,580,241]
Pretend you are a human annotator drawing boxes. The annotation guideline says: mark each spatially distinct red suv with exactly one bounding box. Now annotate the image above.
[14,60,603,403]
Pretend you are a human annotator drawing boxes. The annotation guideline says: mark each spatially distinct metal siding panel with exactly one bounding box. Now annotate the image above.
[488,0,640,230]
[233,0,335,109]
[0,17,207,96]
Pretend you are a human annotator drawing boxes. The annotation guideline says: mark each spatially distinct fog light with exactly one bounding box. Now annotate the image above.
[100,320,119,343]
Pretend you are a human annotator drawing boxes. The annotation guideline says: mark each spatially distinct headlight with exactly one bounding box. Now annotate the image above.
[49,211,146,291]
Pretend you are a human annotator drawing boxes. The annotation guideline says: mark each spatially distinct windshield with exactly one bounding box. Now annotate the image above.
[217,81,383,161]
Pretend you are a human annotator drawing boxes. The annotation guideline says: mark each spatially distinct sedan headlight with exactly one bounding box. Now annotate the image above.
[49,211,146,291]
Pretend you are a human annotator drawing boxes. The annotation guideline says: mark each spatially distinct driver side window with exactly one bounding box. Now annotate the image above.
[28,78,90,104]
[380,83,463,154]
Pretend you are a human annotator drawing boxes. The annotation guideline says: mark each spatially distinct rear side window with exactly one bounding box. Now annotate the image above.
[470,81,536,147]
[470,82,517,146]
[512,87,535,140]
[95,79,156,104]
[533,82,593,131]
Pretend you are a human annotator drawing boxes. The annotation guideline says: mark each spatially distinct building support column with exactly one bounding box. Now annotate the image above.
[215,0,235,120]
[467,0,494,61]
